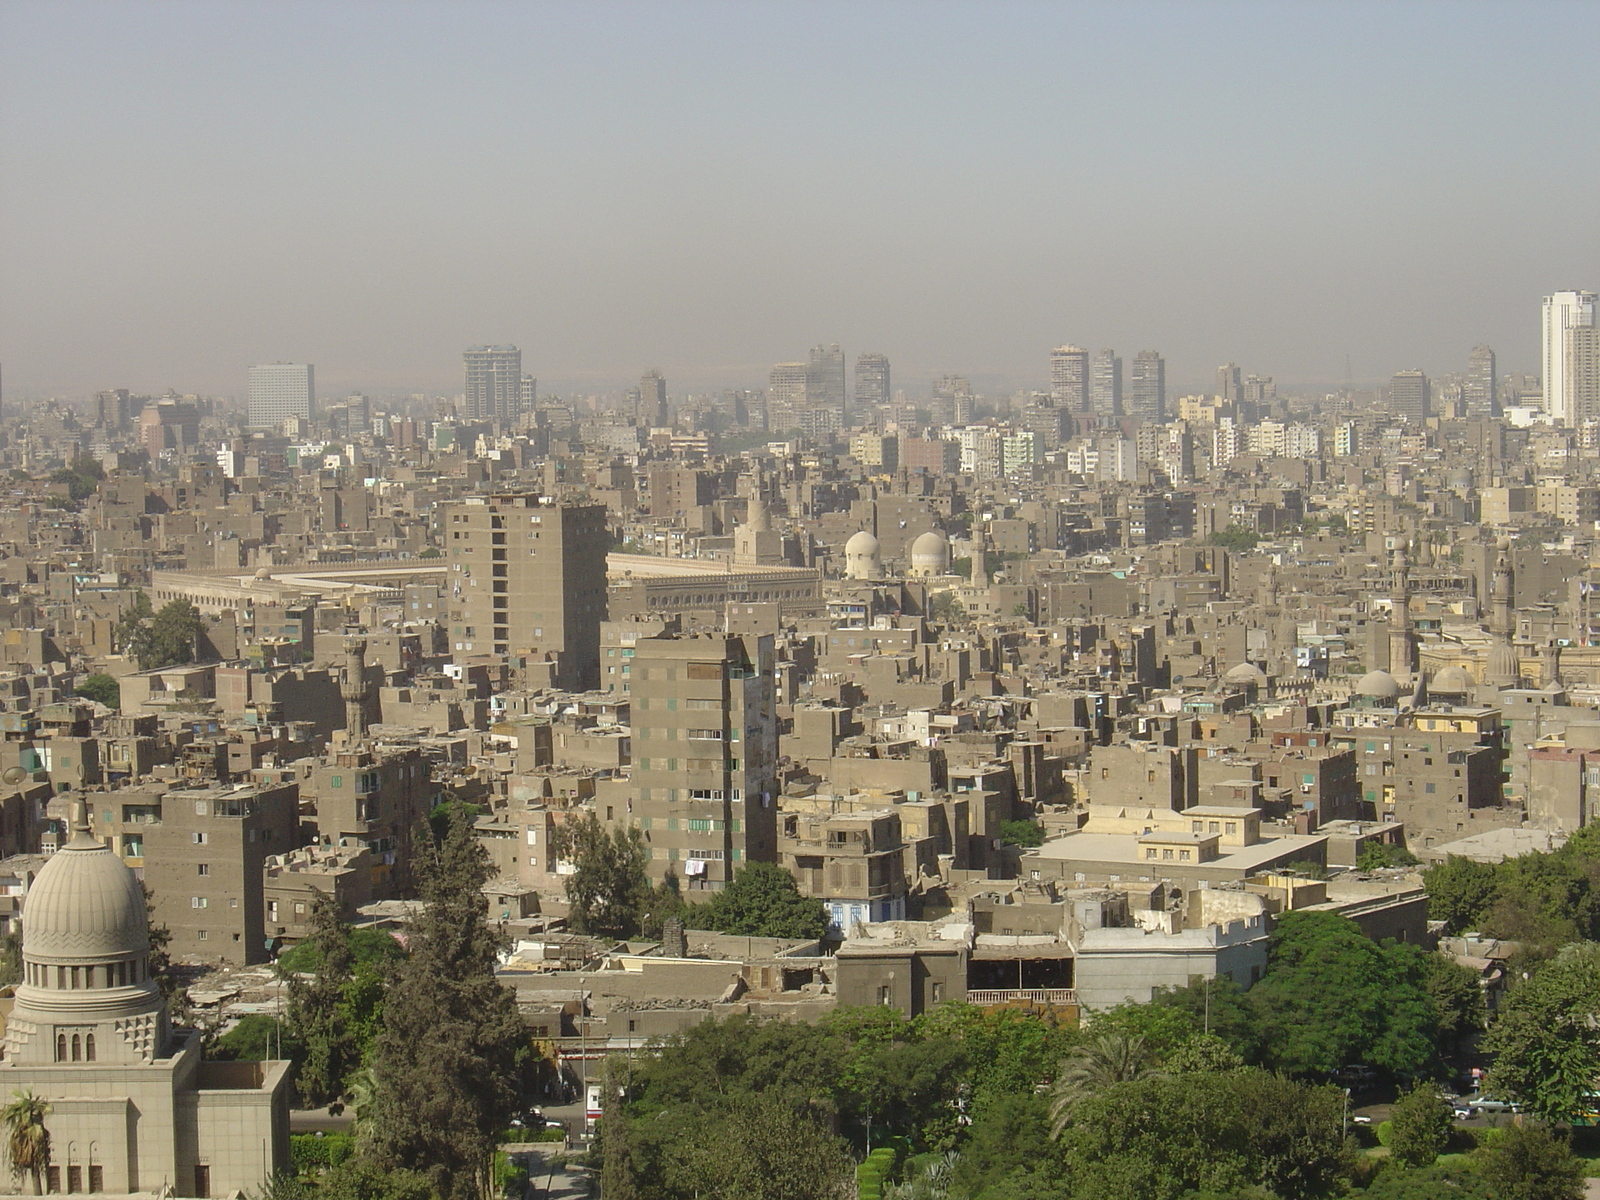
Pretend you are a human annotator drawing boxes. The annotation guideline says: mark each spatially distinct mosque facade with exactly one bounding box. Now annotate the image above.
[1,807,290,1197]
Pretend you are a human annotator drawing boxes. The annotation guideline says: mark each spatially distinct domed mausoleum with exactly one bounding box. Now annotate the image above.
[2,806,289,1196]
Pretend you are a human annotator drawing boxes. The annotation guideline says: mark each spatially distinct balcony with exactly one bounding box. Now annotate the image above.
[966,988,1077,1007]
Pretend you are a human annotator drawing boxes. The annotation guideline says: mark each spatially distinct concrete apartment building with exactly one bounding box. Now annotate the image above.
[444,494,609,690]
[299,744,431,896]
[779,807,910,933]
[91,781,300,966]
[626,632,779,892]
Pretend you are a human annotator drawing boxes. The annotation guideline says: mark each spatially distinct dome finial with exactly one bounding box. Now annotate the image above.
[68,798,96,848]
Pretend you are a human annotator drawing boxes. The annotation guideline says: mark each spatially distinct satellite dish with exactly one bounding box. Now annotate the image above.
[1,766,26,786]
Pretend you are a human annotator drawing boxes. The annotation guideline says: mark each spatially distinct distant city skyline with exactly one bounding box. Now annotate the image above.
[3,1,1597,398]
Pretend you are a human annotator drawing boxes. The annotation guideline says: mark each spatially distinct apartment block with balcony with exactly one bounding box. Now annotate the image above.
[780,808,908,933]
[625,633,779,891]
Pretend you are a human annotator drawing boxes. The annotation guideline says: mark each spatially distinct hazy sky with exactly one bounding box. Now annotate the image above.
[3,0,1597,401]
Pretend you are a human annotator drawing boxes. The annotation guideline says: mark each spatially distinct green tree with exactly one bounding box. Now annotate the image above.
[1482,942,1600,1123]
[141,883,179,1002]
[551,812,651,940]
[1,1090,51,1196]
[704,861,829,940]
[1246,911,1438,1077]
[1422,952,1486,1050]
[1386,1083,1452,1169]
[1056,1069,1349,1200]
[1470,1124,1584,1200]
[114,591,154,658]
[949,1092,1054,1200]
[212,1015,297,1063]
[1049,1030,1160,1136]
[1423,855,1500,934]
[1150,974,1262,1064]
[1207,525,1260,552]
[999,820,1044,848]
[283,893,360,1107]
[928,592,968,623]
[672,1093,854,1200]
[366,801,528,1200]
[74,673,120,709]
[1358,842,1420,871]
[1164,1033,1245,1073]
[1355,1163,1495,1200]
[315,1160,437,1200]
[143,599,205,670]
[0,933,21,989]
[277,927,404,975]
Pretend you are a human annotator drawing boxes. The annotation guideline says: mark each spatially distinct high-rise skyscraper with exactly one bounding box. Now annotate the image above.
[1565,326,1600,425]
[443,493,609,690]
[1543,291,1597,423]
[855,353,890,413]
[1091,349,1123,418]
[1128,351,1166,422]
[1465,345,1497,416]
[1050,345,1090,410]
[247,363,314,428]
[806,343,847,424]
[767,362,808,433]
[640,370,669,427]
[519,374,538,416]
[1216,363,1243,405]
[463,345,522,423]
[1391,369,1430,423]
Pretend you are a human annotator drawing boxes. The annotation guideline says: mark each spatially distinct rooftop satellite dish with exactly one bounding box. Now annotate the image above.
[1,766,27,786]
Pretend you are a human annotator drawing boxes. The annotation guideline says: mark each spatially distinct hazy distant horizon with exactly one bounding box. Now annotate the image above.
[4,1,1595,402]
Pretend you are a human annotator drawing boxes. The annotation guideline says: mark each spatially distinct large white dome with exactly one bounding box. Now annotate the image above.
[1354,669,1401,700]
[909,530,950,576]
[844,529,883,580]
[24,825,149,961]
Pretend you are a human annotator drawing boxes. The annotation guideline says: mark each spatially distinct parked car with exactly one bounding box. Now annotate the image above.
[1471,1096,1522,1113]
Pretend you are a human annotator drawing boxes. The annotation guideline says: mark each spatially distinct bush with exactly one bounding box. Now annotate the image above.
[289,1133,353,1174]
[999,819,1045,848]
[857,1147,897,1200]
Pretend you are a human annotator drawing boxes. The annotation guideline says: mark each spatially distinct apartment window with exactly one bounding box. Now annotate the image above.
[1162,848,1174,860]
[1146,848,1157,859]
[197,864,210,876]
[198,930,208,940]
[1179,850,1192,861]
[191,897,208,909]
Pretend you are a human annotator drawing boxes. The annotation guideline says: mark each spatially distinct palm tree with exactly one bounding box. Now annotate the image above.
[1048,1031,1161,1137]
[2,1090,51,1195]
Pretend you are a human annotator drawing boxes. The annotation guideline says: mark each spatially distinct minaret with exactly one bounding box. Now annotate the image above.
[1491,547,1514,638]
[1389,548,1415,683]
[342,636,369,741]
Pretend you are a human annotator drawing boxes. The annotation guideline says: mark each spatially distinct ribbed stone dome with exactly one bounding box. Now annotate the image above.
[1224,662,1268,684]
[845,529,880,555]
[24,826,150,961]
[1431,665,1474,694]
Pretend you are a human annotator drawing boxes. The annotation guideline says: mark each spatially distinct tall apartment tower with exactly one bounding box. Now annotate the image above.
[1464,345,1497,416]
[854,353,891,414]
[1091,349,1123,418]
[463,345,523,423]
[766,362,808,433]
[807,344,847,425]
[627,632,779,891]
[519,374,538,415]
[444,494,609,690]
[1128,351,1166,422]
[247,363,314,428]
[639,370,669,427]
[1216,363,1243,404]
[1566,326,1600,425]
[1544,291,1598,423]
[1390,369,1430,423]
[1050,345,1090,410]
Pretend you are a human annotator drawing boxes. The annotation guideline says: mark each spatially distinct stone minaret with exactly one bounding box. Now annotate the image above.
[1389,548,1416,683]
[342,636,369,741]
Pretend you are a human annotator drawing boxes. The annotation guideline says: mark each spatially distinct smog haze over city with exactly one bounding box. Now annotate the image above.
[3,0,1597,400]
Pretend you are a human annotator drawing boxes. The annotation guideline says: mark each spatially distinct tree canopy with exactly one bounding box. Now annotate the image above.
[551,812,651,940]
[73,673,120,709]
[365,801,528,1200]
[1482,941,1600,1123]
[701,861,829,940]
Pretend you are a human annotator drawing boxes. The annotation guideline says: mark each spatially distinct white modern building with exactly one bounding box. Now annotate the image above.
[1542,290,1596,423]
[246,363,313,429]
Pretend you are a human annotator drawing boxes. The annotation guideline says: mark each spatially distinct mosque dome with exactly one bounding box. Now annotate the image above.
[1355,669,1402,700]
[844,530,883,581]
[1223,662,1268,685]
[908,530,950,577]
[1486,638,1521,688]
[1430,665,1474,695]
[24,823,149,961]
[253,567,274,580]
